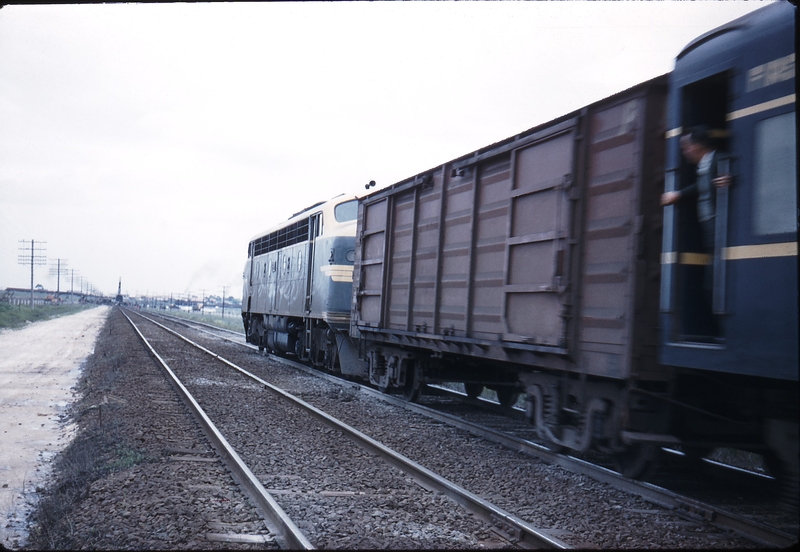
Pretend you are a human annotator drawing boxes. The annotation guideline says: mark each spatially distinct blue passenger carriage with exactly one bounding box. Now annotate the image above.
[660,1,797,489]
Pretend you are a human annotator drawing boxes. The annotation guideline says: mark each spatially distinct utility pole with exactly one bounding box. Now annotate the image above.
[200,289,207,315]
[69,269,79,303]
[221,286,227,319]
[18,239,46,307]
[49,259,69,300]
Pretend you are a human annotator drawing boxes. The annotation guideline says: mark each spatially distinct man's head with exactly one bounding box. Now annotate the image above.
[680,125,714,164]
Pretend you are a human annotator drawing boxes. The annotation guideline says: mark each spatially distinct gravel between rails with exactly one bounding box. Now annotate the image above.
[164,318,765,550]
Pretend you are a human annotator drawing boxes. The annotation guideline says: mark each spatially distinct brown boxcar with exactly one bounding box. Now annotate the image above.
[350,76,669,474]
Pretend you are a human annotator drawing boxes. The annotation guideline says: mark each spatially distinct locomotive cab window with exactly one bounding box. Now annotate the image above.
[334,200,358,222]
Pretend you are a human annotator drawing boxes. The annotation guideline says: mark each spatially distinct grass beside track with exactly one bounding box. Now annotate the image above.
[142,307,244,333]
[0,302,92,330]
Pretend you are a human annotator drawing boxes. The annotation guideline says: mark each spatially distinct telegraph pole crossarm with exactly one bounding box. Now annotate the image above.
[50,259,69,300]
[18,239,47,307]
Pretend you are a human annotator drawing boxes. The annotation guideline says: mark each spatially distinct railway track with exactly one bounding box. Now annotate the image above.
[123,308,564,549]
[412,392,799,548]
[135,308,796,548]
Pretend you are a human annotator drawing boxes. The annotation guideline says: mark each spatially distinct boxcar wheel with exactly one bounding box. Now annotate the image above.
[542,438,567,454]
[464,383,484,399]
[495,388,519,408]
[680,446,712,469]
[764,452,800,512]
[614,443,659,479]
[403,365,421,403]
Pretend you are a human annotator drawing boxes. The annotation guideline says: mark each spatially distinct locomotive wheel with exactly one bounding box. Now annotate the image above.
[614,443,659,479]
[464,383,484,399]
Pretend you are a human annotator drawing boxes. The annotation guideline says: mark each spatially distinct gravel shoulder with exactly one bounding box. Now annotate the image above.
[0,306,109,549]
[19,308,274,550]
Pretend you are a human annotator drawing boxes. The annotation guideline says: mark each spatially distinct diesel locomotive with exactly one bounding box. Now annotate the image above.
[243,1,797,492]
[242,194,365,377]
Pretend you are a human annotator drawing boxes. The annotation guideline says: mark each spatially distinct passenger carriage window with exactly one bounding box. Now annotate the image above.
[753,112,797,235]
[334,200,358,222]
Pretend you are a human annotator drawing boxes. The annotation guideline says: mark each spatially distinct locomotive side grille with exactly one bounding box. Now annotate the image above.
[250,217,311,257]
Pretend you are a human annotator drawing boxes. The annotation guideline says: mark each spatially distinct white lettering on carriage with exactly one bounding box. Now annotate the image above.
[746,53,795,92]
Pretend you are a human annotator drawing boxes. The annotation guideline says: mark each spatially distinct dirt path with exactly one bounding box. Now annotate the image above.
[0,306,109,549]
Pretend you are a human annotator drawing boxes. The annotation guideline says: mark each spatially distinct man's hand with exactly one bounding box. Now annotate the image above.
[713,174,732,188]
[660,191,681,206]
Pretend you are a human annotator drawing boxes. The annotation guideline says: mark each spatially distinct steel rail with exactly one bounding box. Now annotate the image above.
[142,309,798,549]
[120,309,314,550]
[129,309,569,549]
[357,386,798,549]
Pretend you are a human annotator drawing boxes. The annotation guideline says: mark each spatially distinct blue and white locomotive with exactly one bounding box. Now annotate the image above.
[242,194,366,377]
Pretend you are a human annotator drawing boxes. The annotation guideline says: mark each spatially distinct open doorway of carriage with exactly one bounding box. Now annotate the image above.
[672,71,729,343]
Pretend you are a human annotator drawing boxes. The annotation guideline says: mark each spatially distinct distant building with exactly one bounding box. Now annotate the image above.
[2,287,103,306]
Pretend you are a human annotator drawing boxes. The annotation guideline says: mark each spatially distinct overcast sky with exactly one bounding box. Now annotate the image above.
[0,1,770,300]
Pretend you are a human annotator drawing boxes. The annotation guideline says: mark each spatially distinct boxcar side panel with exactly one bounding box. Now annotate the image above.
[386,191,415,330]
[409,182,443,332]
[471,156,512,338]
[438,176,475,335]
[356,198,389,329]
[576,89,667,380]
[504,129,575,347]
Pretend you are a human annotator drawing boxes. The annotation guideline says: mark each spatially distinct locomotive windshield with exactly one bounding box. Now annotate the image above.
[334,200,358,222]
